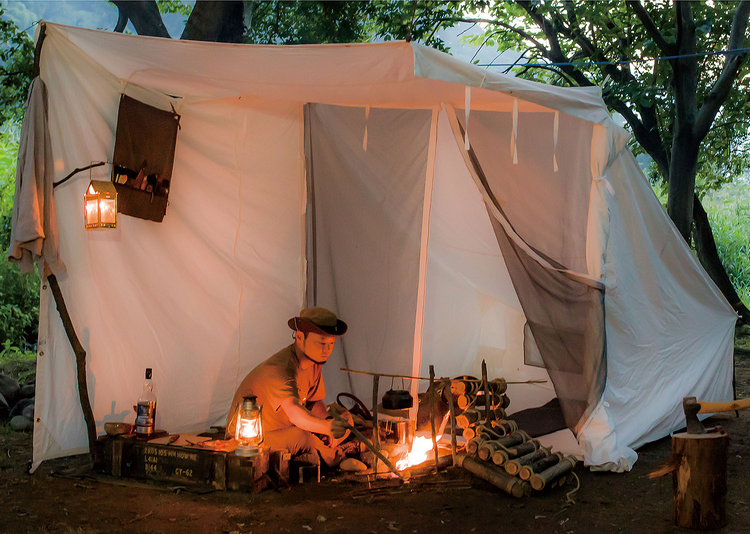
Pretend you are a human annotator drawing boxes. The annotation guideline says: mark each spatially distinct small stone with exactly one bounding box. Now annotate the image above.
[340,458,368,472]
[0,374,20,406]
[10,415,33,432]
[20,384,35,399]
[9,398,33,419]
[22,403,34,420]
[317,515,327,523]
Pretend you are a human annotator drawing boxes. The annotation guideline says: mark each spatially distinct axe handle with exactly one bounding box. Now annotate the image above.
[698,398,750,414]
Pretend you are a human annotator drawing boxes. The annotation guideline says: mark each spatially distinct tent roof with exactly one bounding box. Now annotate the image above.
[41,22,618,125]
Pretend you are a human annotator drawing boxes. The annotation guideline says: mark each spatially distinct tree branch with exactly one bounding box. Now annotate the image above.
[449,17,548,54]
[181,0,244,42]
[626,1,675,56]
[694,1,750,141]
[110,1,170,38]
[114,8,128,33]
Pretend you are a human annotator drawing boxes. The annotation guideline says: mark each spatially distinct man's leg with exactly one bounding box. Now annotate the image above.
[264,427,338,466]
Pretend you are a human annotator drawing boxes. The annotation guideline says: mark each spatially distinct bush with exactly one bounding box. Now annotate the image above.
[0,131,39,349]
[703,181,750,306]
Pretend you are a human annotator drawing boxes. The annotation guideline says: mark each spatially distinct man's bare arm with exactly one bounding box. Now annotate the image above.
[280,397,347,438]
[308,400,328,419]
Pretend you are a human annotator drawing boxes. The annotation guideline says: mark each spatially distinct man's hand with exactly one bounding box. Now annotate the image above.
[329,417,349,439]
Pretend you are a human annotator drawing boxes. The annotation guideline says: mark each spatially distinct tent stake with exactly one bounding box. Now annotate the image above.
[481,360,490,423]
[47,273,97,465]
[372,374,380,474]
[429,365,439,473]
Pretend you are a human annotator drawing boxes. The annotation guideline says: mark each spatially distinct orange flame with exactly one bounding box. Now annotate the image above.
[395,436,436,470]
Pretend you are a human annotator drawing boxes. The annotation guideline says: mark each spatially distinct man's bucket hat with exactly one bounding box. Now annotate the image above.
[288,307,348,337]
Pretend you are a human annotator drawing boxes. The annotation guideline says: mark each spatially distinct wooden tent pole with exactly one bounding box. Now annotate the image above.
[47,273,97,463]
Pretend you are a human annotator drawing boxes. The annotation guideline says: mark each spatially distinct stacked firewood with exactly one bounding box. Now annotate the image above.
[449,376,577,498]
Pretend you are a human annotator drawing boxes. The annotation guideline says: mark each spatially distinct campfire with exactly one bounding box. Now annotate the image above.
[395,436,436,471]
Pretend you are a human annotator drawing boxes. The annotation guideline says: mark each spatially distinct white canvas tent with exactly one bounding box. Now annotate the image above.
[11,22,737,473]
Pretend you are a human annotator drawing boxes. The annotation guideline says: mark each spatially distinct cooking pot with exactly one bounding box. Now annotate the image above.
[382,389,414,410]
[378,416,416,447]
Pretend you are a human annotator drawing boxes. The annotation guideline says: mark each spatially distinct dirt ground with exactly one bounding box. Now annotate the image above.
[3,341,750,534]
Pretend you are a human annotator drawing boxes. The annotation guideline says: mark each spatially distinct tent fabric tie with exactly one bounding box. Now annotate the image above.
[511,98,518,164]
[464,86,471,150]
[553,111,559,172]
[363,105,370,152]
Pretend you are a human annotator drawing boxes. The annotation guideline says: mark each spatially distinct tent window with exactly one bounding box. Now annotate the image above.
[111,95,180,222]
[523,322,545,368]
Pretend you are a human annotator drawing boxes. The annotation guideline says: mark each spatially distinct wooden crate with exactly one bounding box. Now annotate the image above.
[95,436,273,492]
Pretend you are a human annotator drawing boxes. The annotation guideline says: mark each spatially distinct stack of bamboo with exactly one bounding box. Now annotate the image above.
[449,376,577,497]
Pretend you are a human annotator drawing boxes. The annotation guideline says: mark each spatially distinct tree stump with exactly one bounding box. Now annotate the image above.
[672,431,729,530]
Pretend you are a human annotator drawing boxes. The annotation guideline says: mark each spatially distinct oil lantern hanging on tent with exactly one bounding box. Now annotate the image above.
[84,180,117,230]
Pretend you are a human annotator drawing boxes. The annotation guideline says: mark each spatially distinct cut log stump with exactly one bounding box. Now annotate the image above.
[672,431,729,530]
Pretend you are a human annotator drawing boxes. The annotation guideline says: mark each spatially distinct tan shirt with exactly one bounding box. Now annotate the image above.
[226,344,325,436]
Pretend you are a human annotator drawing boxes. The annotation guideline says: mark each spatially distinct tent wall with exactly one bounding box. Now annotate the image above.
[35,39,307,467]
[578,148,736,469]
[421,112,554,413]
[304,104,432,401]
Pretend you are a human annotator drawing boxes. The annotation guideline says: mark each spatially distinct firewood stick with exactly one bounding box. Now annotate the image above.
[340,367,431,380]
[443,378,458,467]
[520,452,563,481]
[331,410,404,481]
[429,365,439,473]
[372,374,380,474]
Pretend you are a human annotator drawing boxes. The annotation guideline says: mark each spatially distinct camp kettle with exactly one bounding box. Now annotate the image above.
[382,389,414,410]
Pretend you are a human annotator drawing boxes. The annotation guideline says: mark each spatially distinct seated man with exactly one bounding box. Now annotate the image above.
[226,307,351,465]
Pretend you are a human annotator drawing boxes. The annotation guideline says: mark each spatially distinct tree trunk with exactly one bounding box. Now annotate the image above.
[693,194,749,322]
[667,136,699,243]
[181,1,245,43]
[672,431,728,530]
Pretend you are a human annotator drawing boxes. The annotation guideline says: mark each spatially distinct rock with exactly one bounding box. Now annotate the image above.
[0,374,20,406]
[0,392,8,419]
[20,384,35,399]
[340,458,368,472]
[23,403,34,420]
[9,398,34,419]
[361,450,389,467]
[10,415,33,432]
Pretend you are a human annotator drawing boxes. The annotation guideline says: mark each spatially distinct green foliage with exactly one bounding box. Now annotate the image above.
[0,131,39,349]
[0,341,37,385]
[156,0,193,18]
[0,6,34,128]
[703,181,750,306]
[244,1,462,50]
[465,1,750,187]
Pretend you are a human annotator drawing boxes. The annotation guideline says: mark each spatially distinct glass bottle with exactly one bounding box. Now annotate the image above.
[135,368,157,438]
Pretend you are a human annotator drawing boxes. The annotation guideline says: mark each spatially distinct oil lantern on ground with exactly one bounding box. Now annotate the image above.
[84,180,117,230]
[235,395,264,456]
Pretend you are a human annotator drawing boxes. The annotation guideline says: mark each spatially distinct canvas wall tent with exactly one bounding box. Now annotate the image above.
[11,22,737,473]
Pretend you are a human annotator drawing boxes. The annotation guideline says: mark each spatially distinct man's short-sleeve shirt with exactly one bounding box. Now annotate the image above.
[227,344,325,435]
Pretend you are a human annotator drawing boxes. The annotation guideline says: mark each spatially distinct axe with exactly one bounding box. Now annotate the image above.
[683,396,750,434]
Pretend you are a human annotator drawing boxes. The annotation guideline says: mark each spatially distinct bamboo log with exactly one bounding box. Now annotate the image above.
[478,440,503,461]
[530,455,577,491]
[457,392,502,410]
[456,455,530,498]
[490,433,527,465]
[519,452,563,480]
[671,431,729,530]
[429,365,439,473]
[489,419,517,436]
[491,440,540,466]
[451,379,480,396]
[457,409,482,428]
[504,447,549,476]
[489,378,507,395]
[500,394,510,409]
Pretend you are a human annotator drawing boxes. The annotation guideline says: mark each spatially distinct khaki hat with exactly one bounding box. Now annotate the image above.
[288,307,348,337]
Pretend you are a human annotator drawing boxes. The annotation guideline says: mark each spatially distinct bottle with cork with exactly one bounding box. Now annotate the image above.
[135,368,157,438]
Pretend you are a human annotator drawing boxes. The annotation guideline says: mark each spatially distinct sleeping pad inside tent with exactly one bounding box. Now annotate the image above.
[9,22,737,473]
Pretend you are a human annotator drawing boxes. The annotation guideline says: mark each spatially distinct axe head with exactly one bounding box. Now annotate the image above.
[683,396,707,435]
